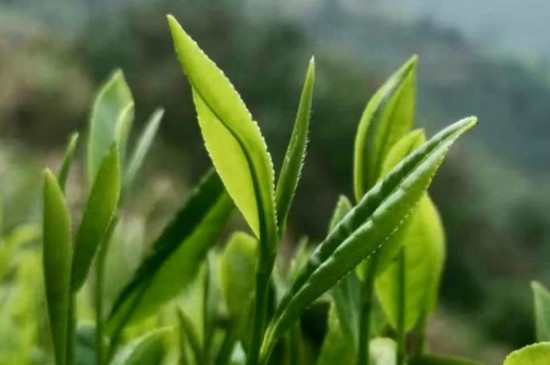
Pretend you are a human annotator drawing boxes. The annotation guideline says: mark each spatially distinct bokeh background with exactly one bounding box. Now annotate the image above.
[2,0,550,363]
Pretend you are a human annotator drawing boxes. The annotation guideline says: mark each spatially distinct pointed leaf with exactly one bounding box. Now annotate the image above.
[42,169,72,365]
[275,58,315,233]
[72,144,121,291]
[108,170,232,331]
[261,117,476,357]
[317,305,355,365]
[504,343,550,365]
[353,56,417,200]
[328,196,360,347]
[375,130,446,330]
[87,70,133,183]
[533,282,550,342]
[111,328,169,365]
[168,16,277,253]
[219,232,257,346]
[124,108,164,193]
[58,133,79,191]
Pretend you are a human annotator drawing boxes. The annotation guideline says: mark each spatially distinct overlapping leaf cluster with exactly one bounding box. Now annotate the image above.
[39,14,481,365]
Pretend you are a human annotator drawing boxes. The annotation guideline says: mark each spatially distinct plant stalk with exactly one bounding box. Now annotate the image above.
[65,294,76,365]
[396,248,406,365]
[357,257,378,365]
[247,251,275,365]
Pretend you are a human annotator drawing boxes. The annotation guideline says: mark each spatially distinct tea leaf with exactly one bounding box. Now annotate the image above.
[261,117,476,356]
[58,133,79,192]
[111,328,169,365]
[219,232,257,347]
[353,56,417,200]
[167,16,277,251]
[504,343,550,365]
[42,169,72,365]
[275,58,315,233]
[178,308,204,365]
[72,144,121,291]
[409,354,484,365]
[532,281,550,342]
[108,170,232,331]
[87,70,133,183]
[329,196,360,346]
[376,130,446,330]
[124,108,164,193]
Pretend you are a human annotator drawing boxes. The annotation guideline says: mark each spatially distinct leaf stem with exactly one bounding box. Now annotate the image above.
[66,294,76,365]
[247,251,275,365]
[357,258,377,365]
[396,248,406,365]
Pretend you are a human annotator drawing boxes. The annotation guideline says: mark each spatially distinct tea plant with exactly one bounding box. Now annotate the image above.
[40,14,480,365]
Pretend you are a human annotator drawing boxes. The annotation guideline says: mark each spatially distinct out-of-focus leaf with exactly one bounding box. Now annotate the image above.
[58,133,79,191]
[261,117,476,358]
[369,338,397,365]
[275,58,315,233]
[167,16,277,253]
[87,70,133,183]
[353,56,417,200]
[533,282,550,342]
[72,145,121,291]
[75,322,97,365]
[409,354,483,365]
[317,306,355,365]
[219,232,257,347]
[178,308,203,365]
[108,170,232,331]
[124,108,164,194]
[111,328,169,365]
[42,169,72,365]
[504,343,550,365]
[375,130,445,330]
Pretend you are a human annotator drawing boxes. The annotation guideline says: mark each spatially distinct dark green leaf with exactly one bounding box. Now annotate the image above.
[107,170,232,331]
[72,144,121,291]
[275,58,315,233]
[42,169,72,365]
[111,328,169,365]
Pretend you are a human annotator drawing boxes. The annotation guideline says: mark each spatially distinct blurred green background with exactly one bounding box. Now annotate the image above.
[2,0,550,363]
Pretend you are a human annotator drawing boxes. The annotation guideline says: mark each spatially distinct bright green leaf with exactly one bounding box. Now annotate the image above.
[72,144,121,292]
[275,58,315,234]
[260,117,476,358]
[58,133,79,192]
[167,16,277,253]
[111,328,170,365]
[353,56,417,201]
[42,169,72,365]
[124,108,164,194]
[219,232,257,347]
[87,70,133,183]
[375,130,446,330]
[533,282,550,342]
[107,170,232,332]
[504,343,550,365]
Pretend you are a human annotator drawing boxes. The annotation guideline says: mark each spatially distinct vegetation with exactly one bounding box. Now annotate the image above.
[36,15,484,365]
